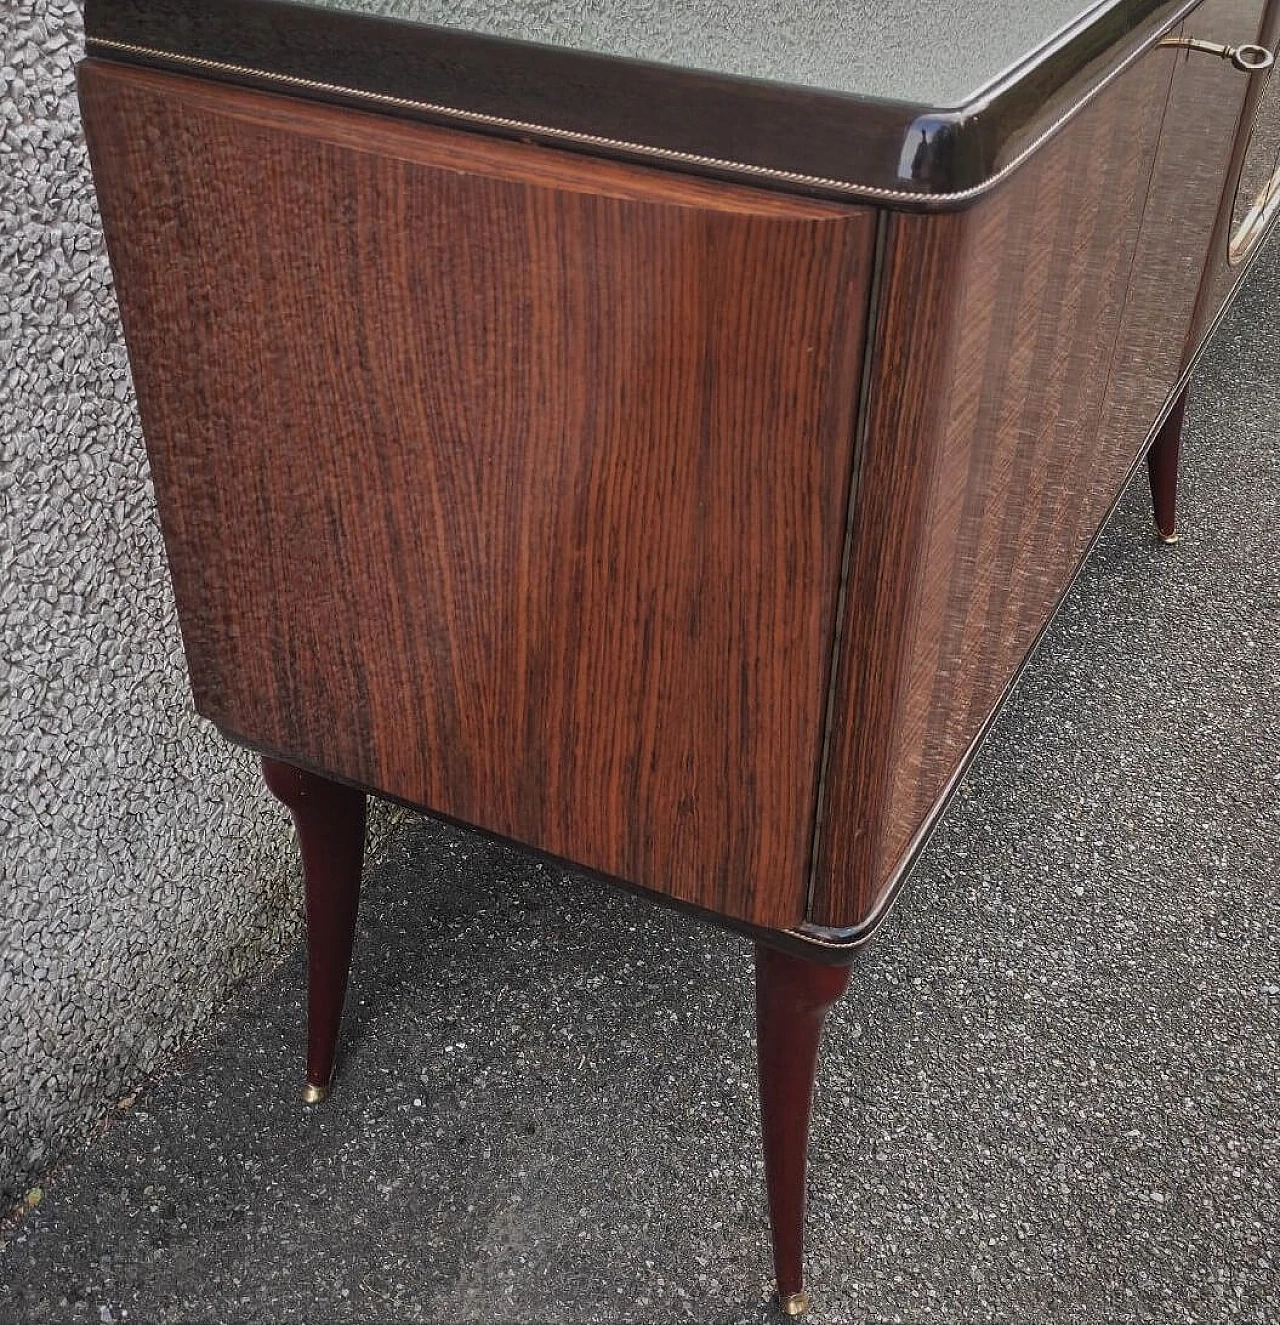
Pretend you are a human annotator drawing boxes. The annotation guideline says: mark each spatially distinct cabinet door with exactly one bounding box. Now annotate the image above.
[1189,0,1280,342]
[1095,0,1271,488]
[810,37,1178,930]
[810,4,1274,932]
[1227,50,1280,264]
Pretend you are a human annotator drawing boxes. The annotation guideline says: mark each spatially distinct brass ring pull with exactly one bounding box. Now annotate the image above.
[1159,36,1276,72]
[1232,43,1276,72]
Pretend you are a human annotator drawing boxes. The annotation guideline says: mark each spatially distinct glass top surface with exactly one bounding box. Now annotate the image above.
[300,0,1106,107]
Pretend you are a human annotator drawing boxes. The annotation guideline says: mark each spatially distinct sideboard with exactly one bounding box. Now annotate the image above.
[78,0,1279,1312]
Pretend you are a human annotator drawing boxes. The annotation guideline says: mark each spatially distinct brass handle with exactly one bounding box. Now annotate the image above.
[1159,36,1275,72]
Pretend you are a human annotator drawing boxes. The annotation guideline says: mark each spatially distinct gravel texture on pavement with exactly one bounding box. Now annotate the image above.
[1,225,1277,1320]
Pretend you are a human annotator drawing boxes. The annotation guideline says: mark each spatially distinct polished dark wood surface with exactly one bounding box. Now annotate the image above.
[261,758,367,1096]
[1148,386,1189,541]
[755,945,852,1312]
[811,13,1279,930]
[80,60,875,931]
[806,207,970,931]
[812,44,1176,928]
[1193,1,1280,337]
[80,26,1279,942]
[1095,2,1266,497]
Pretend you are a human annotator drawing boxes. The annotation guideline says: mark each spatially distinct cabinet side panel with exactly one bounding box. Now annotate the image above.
[812,45,1175,928]
[79,61,874,929]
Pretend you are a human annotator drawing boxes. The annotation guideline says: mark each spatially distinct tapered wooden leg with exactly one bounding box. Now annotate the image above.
[262,757,367,1103]
[1147,385,1188,543]
[755,943,852,1317]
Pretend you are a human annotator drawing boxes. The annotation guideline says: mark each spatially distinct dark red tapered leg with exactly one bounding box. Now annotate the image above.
[755,943,852,1317]
[1148,385,1188,543]
[262,757,367,1103]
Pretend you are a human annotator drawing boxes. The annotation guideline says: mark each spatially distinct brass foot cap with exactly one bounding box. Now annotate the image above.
[301,1081,330,1106]
[779,1289,811,1317]
[1156,527,1181,545]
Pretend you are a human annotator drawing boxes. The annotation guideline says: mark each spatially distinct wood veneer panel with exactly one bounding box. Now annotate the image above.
[1098,1,1268,514]
[1190,0,1280,344]
[80,61,875,929]
[812,44,1178,928]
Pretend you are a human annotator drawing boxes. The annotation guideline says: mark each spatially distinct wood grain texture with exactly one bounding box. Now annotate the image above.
[1192,0,1280,338]
[813,7,1276,930]
[1097,1,1267,535]
[811,42,1181,927]
[79,60,875,929]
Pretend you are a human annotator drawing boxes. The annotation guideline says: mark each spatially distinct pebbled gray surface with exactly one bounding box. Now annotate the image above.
[0,0,401,1214]
[307,0,1101,106]
[1,231,1276,1321]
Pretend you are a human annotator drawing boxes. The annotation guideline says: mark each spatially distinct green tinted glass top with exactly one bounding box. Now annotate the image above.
[300,0,1105,107]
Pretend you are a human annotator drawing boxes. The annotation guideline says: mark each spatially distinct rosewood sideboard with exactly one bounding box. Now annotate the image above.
[78,0,1279,1312]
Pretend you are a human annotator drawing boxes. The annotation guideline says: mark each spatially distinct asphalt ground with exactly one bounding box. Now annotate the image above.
[1,234,1277,1324]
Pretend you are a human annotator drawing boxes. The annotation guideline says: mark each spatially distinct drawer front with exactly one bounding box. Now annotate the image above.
[80,61,876,929]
